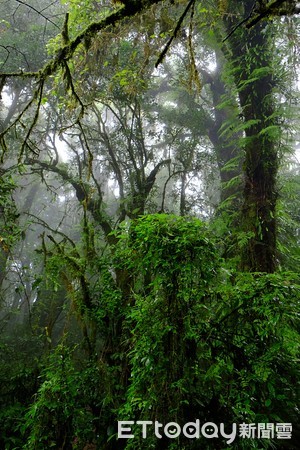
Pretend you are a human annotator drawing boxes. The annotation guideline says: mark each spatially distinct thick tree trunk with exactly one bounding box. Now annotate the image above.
[224,1,279,272]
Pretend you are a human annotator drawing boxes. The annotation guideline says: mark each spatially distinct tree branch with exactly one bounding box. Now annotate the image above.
[1,0,165,80]
[246,0,299,28]
[25,158,117,245]
[223,0,300,42]
[155,0,196,67]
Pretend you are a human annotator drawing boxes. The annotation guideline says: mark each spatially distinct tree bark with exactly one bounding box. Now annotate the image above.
[224,1,279,272]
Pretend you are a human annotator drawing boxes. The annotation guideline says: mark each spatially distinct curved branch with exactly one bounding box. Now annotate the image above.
[26,159,117,245]
[1,0,165,80]
[145,158,171,196]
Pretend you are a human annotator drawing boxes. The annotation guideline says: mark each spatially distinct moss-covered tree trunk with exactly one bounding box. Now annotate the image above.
[224,0,279,272]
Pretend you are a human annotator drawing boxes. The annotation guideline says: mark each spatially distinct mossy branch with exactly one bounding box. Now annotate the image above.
[0,0,164,81]
[0,0,165,160]
[26,158,117,245]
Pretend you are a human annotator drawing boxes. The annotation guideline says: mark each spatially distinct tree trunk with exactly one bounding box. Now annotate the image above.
[224,1,279,272]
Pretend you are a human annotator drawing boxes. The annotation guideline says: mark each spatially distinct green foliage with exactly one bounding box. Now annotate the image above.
[0,0,57,71]
[116,215,220,446]
[1,0,300,448]
[277,169,300,268]
[113,216,300,449]
[121,213,218,277]
[1,212,300,449]
[0,172,21,250]
[22,345,96,449]
[0,330,43,449]
[62,0,111,39]
[93,256,123,319]
[0,403,27,450]
[214,272,300,421]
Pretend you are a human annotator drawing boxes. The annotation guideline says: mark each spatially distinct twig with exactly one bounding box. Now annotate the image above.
[14,0,60,29]
[19,80,45,161]
[63,61,85,114]
[26,212,78,250]
[222,1,256,42]
[155,0,196,68]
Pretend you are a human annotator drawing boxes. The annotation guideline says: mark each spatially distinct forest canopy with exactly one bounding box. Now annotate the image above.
[0,1,300,449]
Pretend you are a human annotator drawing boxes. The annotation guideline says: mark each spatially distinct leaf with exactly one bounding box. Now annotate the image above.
[265,399,272,407]
[221,175,242,190]
[259,125,281,139]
